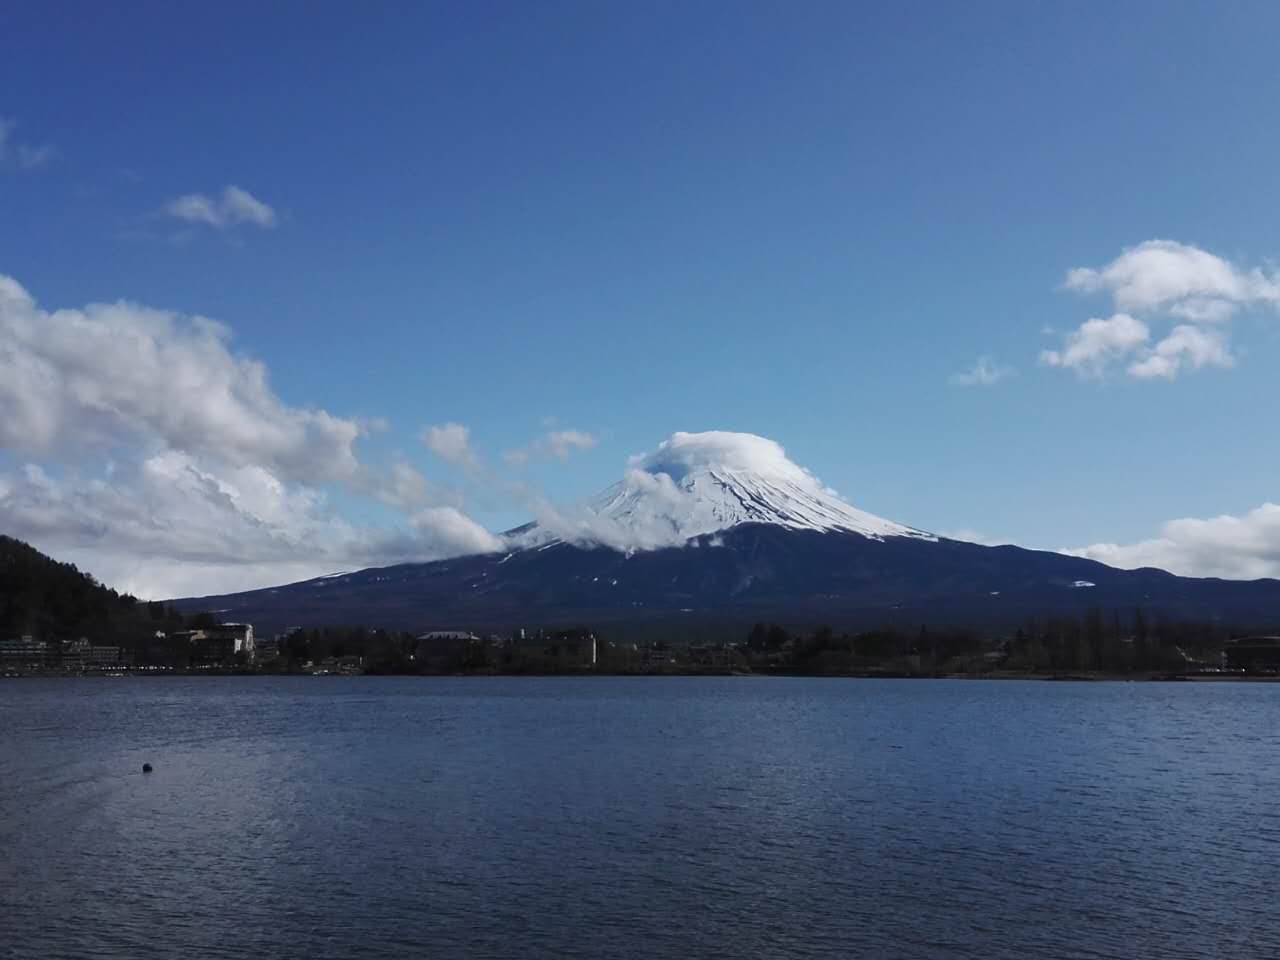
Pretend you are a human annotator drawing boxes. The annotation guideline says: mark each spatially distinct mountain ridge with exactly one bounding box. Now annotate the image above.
[172,523,1280,639]
[169,431,1280,637]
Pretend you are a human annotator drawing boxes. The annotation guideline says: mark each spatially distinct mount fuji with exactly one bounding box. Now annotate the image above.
[173,432,1280,637]
[510,431,935,550]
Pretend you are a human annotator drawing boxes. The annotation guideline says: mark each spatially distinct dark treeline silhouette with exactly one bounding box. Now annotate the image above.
[3,535,1271,677]
[0,535,205,644]
[275,613,1260,676]
[745,607,1242,675]
[278,627,419,672]
[272,626,603,675]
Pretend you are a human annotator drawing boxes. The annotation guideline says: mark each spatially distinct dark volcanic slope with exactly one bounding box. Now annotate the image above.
[173,525,1280,638]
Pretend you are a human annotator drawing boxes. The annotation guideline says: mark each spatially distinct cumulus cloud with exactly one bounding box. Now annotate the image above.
[949,356,1012,387]
[1039,313,1150,376]
[507,463,697,554]
[547,429,597,458]
[166,185,278,229]
[0,118,55,170]
[1065,503,1280,580]
[0,276,500,597]
[505,480,692,555]
[1169,298,1238,324]
[1064,240,1280,315]
[1127,324,1233,380]
[407,506,502,553]
[421,422,481,470]
[0,275,363,485]
[0,454,501,599]
[504,428,598,466]
[1047,240,1280,381]
[374,460,456,511]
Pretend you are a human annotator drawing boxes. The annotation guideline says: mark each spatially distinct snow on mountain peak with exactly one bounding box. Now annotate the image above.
[512,430,934,552]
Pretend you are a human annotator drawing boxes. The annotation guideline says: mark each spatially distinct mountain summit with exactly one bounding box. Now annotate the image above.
[512,431,932,551]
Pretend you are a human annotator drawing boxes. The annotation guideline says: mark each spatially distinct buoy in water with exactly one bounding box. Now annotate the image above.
[142,763,153,773]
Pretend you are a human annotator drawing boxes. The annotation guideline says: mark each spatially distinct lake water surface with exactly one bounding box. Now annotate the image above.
[2,677,1277,959]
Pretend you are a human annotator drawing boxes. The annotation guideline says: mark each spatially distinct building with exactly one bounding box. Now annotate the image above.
[191,631,234,665]
[59,638,123,671]
[254,636,281,664]
[0,636,48,672]
[1223,637,1280,672]
[139,630,192,668]
[216,623,255,659]
[61,639,86,672]
[85,644,123,669]
[176,623,255,667]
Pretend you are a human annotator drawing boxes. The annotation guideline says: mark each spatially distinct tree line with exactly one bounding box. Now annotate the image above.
[0,535,205,644]
[745,608,1241,675]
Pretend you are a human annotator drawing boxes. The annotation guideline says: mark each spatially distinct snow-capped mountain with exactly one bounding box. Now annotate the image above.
[510,431,933,550]
[173,431,1280,636]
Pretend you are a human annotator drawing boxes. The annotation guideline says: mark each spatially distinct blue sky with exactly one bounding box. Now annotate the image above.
[3,1,1280,596]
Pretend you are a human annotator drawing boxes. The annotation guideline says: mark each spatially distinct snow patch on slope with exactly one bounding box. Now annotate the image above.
[509,431,933,552]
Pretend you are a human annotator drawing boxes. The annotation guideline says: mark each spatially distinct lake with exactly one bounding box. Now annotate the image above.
[1,677,1276,959]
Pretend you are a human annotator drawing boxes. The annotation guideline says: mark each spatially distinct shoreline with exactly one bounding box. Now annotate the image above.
[4,669,1278,682]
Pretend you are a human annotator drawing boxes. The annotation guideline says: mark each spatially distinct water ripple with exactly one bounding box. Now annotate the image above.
[2,676,1278,959]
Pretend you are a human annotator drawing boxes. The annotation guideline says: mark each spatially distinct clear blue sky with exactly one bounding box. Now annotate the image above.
[3,1,1280,594]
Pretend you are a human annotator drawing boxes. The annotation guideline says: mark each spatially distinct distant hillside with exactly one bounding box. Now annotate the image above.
[174,431,1280,639]
[173,524,1280,641]
[0,535,196,641]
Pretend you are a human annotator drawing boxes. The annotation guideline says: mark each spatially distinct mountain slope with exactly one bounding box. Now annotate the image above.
[171,431,1280,637]
[0,535,197,641]
[509,431,933,551]
[173,524,1280,638]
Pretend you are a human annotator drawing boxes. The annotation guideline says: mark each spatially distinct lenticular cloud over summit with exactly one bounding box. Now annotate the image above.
[636,431,818,484]
[515,430,932,552]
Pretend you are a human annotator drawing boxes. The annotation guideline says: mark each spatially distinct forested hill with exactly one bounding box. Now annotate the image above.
[0,535,196,641]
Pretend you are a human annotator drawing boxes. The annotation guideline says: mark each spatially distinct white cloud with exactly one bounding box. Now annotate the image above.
[1064,239,1280,314]
[167,194,222,227]
[0,275,362,485]
[940,529,1012,547]
[0,453,500,599]
[949,356,1012,387]
[1048,240,1280,382]
[165,185,277,229]
[1040,311,1233,382]
[0,276,500,597]
[634,431,815,482]
[1039,313,1149,376]
[1066,503,1280,580]
[1041,315,1234,382]
[1168,298,1237,324]
[421,422,480,469]
[0,118,55,171]
[546,429,597,458]
[1127,324,1233,380]
[504,428,598,466]
[375,460,454,511]
[408,506,503,555]
[220,185,276,227]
